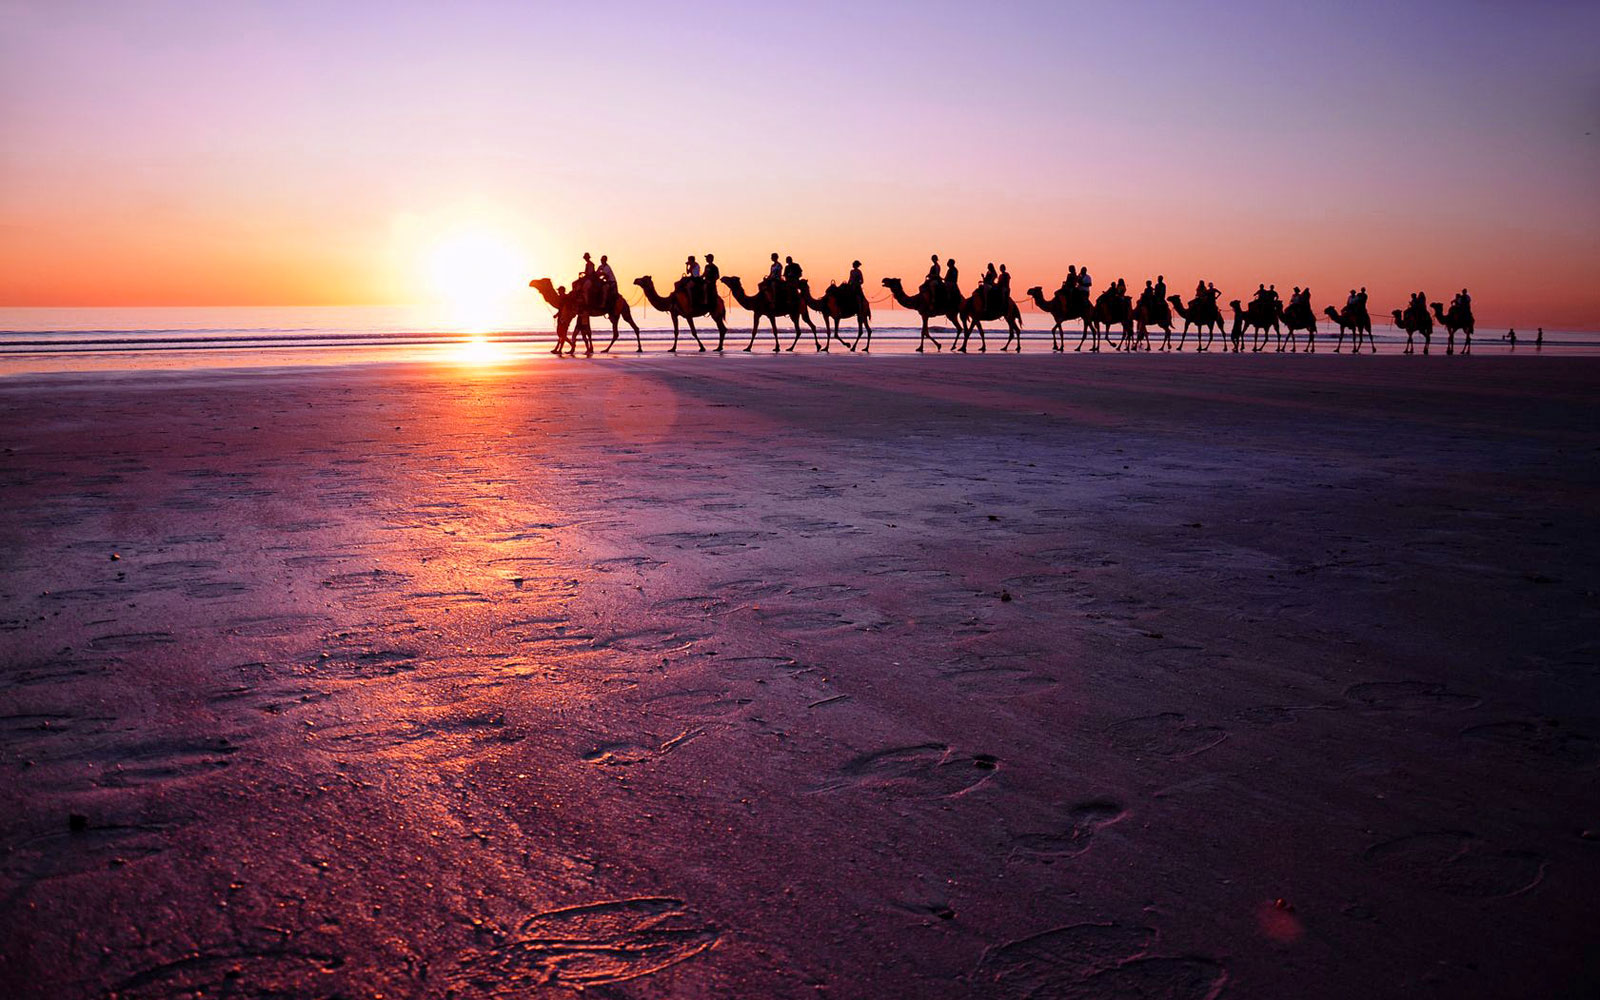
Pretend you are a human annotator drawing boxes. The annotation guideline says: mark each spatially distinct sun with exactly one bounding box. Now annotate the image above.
[425,229,528,331]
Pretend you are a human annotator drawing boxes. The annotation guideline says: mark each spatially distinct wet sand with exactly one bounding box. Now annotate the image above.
[1,354,1597,998]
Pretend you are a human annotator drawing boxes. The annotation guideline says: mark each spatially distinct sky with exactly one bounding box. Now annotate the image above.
[1,0,1597,326]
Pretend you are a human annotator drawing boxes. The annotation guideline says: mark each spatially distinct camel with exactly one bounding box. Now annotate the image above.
[1168,295,1227,351]
[1323,304,1375,354]
[1228,299,1280,353]
[1132,295,1175,351]
[1280,298,1318,353]
[1391,306,1433,355]
[529,277,641,353]
[720,276,818,352]
[1084,290,1134,352]
[881,277,961,352]
[633,275,727,352]
[1430,301,1475,356]
[1026,286,1099,352]
[799,280,870,352]
[956,286,1023,352]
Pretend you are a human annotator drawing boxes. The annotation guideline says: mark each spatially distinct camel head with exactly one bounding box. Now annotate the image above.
[1229,299,1244,312]
[528,277,563,307]
[1026,286,1043,298]
[1391,309,1406,325]
[1167,294,1184,307]
[1324,306,1340,320]
[719,275,742,290]
[1429,301,1447,320]
[632,276,651,287]
[881,277,903,290]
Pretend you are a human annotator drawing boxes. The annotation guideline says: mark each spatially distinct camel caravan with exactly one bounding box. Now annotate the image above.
[529,254,1477,358]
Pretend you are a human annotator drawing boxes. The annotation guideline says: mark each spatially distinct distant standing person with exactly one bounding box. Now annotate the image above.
[1504,327,1517,349]
[1536,327,1544,349]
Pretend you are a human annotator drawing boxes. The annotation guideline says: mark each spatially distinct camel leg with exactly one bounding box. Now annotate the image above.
[787,322,804,353]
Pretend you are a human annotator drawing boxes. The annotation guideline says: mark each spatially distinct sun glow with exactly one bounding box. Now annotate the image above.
[424,229,530,332]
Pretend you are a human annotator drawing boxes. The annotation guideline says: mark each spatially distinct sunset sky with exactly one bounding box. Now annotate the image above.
[2,0,1597,326]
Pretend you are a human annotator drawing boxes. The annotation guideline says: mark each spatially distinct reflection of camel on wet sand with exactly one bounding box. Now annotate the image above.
[720,276,818,353]
[881,277,959,353]
[529,277,642,353]
[799,280,870,352]
[633,275,727,353]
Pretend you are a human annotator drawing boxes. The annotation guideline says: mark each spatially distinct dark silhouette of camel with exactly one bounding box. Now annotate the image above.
[1392,305,1433,355]
[720,275,818,352]
[1229,299,1281,353]
[1132,294,1175,351]
[956,287,1023,352]
[800,280,871,352]
[1168,294,1227,351]
[881,277,960,353]
[530,277,636,352]
[1280,297,1318,353]
[1025,286,1100,352]
[633,275,726,352]
[1084,289,1134,353]
[1430,301,1475,356]
[1324,304,1375,354]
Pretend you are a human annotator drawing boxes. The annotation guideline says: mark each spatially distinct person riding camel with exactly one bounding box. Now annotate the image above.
[597,255,616,301]
[1154,275,1166,303]
[923,254,942,305]
[846,260,864,310]
[1251,283,1271,312]
[1140,280,1156,309]
[685,255,702,310]
[1078,266,1093,309]
[978,263,996,311]
[702,253,719,308]
[1061,266,1079,303]
[944,259,960,307]
[763,252,783,307]
[996,264,1011,310]
[1207,282,1220,302]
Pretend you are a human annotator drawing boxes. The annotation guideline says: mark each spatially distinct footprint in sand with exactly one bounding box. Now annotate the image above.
[819,744,998,797]
[1459,719,1600,769]
[976,922,1226,1000]
[110,950,344,999]
[91,737,238,788]
[1107,713,1227,760]
[1344,681,1480,711]
[1362,831,1545,898]
[582,730,702,767]
[447,897,719,992]
[1012,801,1126,860]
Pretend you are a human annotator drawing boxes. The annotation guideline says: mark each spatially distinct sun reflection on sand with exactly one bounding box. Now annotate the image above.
[454,334,506,366]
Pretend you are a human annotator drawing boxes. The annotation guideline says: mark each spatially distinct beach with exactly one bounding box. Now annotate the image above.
[2,353,1597,998]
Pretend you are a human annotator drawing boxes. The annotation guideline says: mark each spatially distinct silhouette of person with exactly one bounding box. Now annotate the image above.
[1252,283,1270,308]
[997,263,1011,299]
[784,255,802,284]
[1062,266,1079,301]
[1141,280,1155,308]
[848,260,864,291]
[1197,279,1209,302]
[702,253,719,305]
[597,254,616,290]
[1505,327,1517,348]
[684,255,702,308]
[1536,327,1544,349]
[1207,282,1220,302]
[944,258,960,298]
[1078,266,1093,308]
[1153,274,1166,303]
[1347,288,1358,309]
[768,253,782,283]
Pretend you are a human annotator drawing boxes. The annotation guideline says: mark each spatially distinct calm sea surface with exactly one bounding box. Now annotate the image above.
[0,305,1589,376]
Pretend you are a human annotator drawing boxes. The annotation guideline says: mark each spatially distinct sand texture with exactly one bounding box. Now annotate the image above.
[1,355,1597,998]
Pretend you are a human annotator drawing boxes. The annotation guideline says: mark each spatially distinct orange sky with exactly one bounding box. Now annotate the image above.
[2,2,1597,327]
